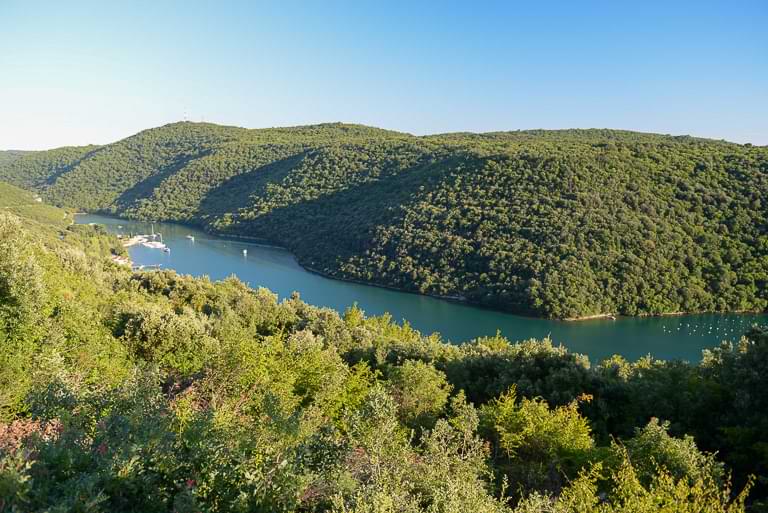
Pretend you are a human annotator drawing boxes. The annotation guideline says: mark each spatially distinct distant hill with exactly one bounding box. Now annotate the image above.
[0,150,32,167]
[1,121,766,319]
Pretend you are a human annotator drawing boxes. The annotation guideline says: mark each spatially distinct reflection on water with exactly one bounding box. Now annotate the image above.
[78,214,767,364]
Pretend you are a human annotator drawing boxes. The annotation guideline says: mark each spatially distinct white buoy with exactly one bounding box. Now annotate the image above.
[243,249,247,256]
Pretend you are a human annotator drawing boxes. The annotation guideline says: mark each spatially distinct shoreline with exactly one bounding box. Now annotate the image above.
[302,264,468,304]
[78,213,767,324]
[212,231,289,250]
[564,313,617,322]
[291,264,766,323]
[564,309,764,322]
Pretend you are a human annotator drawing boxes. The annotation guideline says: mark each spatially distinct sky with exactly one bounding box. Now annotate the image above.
[1,0,766,150]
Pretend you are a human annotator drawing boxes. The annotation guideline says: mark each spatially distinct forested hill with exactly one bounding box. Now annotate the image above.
[0,150,31,167]
[2,121,767,319]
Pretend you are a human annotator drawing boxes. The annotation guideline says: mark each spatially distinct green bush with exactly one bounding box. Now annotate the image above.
[385,360,452,431]
[481,386,596,494]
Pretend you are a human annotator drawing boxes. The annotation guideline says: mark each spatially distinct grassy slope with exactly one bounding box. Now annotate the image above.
[0,181,71,226]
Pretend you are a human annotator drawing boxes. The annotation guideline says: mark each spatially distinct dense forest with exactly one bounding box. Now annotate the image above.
[1,182,767,512]
[0,151,28,167]
[1,122,766,319]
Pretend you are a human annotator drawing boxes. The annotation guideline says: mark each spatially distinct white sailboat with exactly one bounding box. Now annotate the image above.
[142,240,167,249]
[142,225,168,250]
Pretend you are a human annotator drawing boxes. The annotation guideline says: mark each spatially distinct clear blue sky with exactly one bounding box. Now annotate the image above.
[1,0,766,149]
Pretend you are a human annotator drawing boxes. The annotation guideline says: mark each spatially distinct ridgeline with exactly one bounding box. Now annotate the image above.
[1,122,766,319]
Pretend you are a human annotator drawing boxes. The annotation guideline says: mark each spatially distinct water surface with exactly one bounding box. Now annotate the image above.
[78,214,767,363]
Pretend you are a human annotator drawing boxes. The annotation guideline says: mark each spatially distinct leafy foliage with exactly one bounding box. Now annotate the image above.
[0,187,765,511]
[481,386,596,495]
[385,359,452,431]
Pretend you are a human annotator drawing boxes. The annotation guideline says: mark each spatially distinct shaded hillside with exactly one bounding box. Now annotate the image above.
[0,145,100,190]
[1,122,766,319]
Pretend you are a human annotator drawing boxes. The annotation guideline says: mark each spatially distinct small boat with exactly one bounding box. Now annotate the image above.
[163,247,171,253]
[243,249,248,256]
[186,234,195,241]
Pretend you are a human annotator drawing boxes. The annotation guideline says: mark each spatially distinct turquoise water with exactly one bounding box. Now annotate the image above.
[78,214,767,363]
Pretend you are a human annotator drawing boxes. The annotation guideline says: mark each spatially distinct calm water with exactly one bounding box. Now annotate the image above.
[78,214,767,363]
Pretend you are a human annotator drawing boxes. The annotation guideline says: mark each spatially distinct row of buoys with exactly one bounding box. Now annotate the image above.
[660,322,748,334]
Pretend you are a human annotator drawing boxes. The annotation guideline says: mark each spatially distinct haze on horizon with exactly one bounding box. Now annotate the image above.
[1,0,766,151]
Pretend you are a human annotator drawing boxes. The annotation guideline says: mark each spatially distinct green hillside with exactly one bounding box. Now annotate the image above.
[0,150,30,167]
[0,184,765,511]
[1,122,766,319]
[0,181,72,226]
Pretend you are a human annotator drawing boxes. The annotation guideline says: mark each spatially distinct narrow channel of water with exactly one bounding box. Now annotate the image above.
[78,214,767,363]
